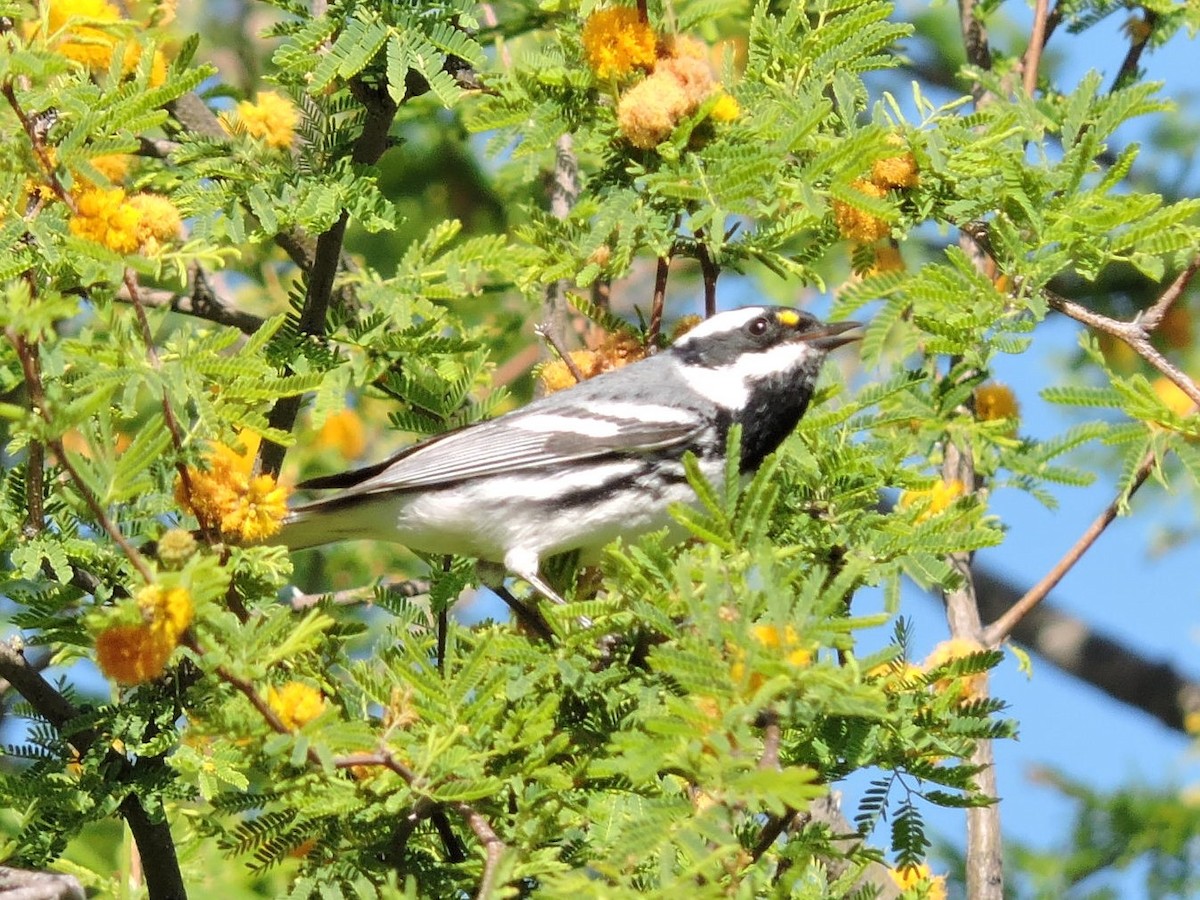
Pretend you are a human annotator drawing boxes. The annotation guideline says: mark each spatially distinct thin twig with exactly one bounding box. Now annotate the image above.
[646,254,671,347]
[534,323,585,383]
[454,801,507,900]
[124,271,221,546]
[2,79,73,209]
[1110,10,1158,94]
[117,268,265,334]
[1138,253,1200,332]
[7,328,154,580]
[983,447,1156,646]
[960,222,1200,409]
[289,578,431,610]
[695,234,720,319]
[1022,0,1050,96]
[1045,288,1200,409]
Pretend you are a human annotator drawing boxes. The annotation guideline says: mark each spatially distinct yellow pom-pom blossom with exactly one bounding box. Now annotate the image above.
[540,332,648,395]
[69,186,141,253]
[889,863,947,900]
[580,6,657,80]
[923,637,988,703]
[1153,376,1196,418]
[316,408,367,460]
[871,135,920,189]
[833,179,891,243]
[616,69,691,149]
[46,0,123,71]
[126,193,182,254]
[751,623,814,667]
[868,244,905,275]
[267,681,326,730]
[897,479,964,523]
[225,91,299,150]
[94,585,194,685]
[177,432,291,542]
[974,382,1019,423]
[709,92,740,123]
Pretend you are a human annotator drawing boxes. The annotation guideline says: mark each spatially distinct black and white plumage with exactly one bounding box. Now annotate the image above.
[280,305,860,604]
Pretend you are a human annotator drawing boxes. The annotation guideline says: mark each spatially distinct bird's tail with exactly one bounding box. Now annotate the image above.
[275,496,382,551]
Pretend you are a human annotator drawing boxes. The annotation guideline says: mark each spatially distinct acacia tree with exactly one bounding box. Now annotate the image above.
[1,0,1198,898]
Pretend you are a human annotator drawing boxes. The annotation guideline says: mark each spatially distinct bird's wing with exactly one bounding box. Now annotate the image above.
[299,402,706,498]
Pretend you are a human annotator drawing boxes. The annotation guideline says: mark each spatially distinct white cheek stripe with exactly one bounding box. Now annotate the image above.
[679,342,815,409]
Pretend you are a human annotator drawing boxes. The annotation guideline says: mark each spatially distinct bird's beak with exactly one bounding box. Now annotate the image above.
[802,320,863,351]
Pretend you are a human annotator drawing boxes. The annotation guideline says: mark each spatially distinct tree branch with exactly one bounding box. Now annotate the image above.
[117,266,265,334]
[973,567,1200,734]
[1110,10,1158,94]
[0,640,187,900]
[1021,0,1050,96]
[983,447,1156,647]
[259,79,399,476]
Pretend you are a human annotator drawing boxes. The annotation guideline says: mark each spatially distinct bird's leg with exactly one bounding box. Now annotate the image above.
[475,560,556,641]
[502,550,593,628]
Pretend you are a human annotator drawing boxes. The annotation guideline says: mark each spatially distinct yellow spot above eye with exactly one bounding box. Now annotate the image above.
[777,310,800,327]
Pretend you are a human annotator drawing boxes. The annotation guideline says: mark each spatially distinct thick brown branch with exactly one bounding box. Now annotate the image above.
[259,80,399,476]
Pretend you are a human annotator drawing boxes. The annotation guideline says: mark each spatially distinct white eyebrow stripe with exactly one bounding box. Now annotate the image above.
[673,307,769,345]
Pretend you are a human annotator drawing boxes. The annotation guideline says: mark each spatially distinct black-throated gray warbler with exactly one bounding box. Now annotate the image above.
[280,305,860,605]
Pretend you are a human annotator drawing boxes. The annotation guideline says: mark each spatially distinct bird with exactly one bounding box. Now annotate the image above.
[279,305,860,606]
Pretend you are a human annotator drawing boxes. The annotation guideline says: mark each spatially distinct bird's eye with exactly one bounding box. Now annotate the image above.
[747,317,769,336]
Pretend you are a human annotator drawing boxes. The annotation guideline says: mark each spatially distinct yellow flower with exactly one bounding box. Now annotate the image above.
[219,473,290,543]
[889,863,947,899]
[833,179,891,243]
[82,152,131,185]
[69,186,141,253]
[267,681,325,730]
[974,382,1019,423]
[871,135,920,189]
[923,637,988,703]
[177,433,291,542]
[710,92,740,123]
[867,660,925,692]
[95,623,175,685]
[137,583,195,636]
[1153,376,1196,418]
[156,528,198,567]
[617,69,691,148]
[898,479,964,523]
[46,0,123,71]
[539,332,647,394]
[868,244,905,275]
[224,91,299,150]
[657,54,715,109]
[751,623,813,667]
[94,584,194,685]
[580,6,658,80]
[316,408,367,460]
[1158,304,1192,350]
[126,193,182,254]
